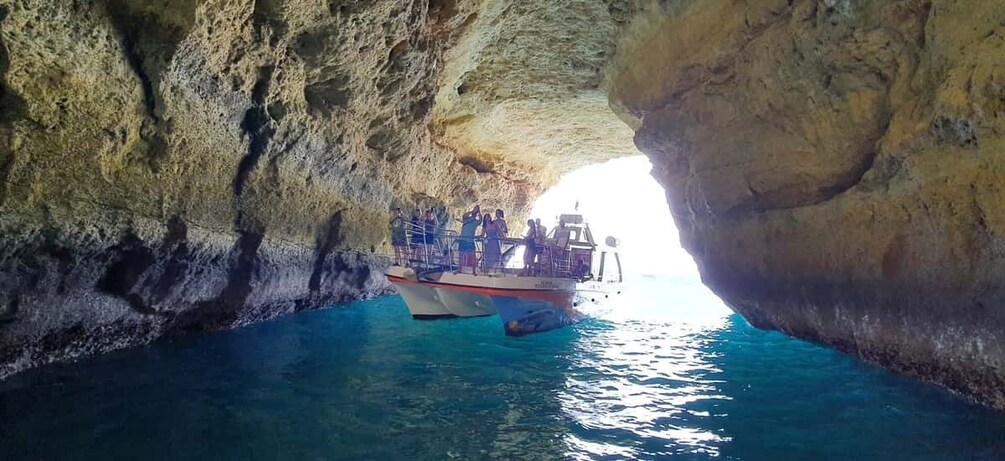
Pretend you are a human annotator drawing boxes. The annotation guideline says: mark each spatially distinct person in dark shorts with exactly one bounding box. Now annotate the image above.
[409,209,423,263]
[390,208,407,265]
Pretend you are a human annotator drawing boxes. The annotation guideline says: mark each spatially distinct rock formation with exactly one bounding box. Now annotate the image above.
[3,0,1005,411]
[611,0,1005,408]
[0,0,638,379]
[0,0,528,378]
[432,0,640,185]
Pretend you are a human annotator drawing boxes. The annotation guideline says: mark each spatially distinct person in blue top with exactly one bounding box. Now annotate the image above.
[457,205,481,274]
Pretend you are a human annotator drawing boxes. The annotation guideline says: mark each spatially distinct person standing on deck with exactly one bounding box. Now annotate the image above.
[423,208,438,265]
[534,218,548,274]
[535,218,547,242]
[389,208,407,266]
[481,213,499,272]
[458,205,481,274]
[521,219,538,276]
[436,206,452,235]
[488,209,508,272]
[436,206,452,262]
[553,219,572,273]
[494,209,508,237]
[409,209,423,264]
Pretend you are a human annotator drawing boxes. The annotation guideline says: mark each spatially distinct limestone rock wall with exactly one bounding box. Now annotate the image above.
[0,0,647,379]
[0,0,533,378]
[5,0,1003,412]
[431,0,641,188]
[611,0,1005,408]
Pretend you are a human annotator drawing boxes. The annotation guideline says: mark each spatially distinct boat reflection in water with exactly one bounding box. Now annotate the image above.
[385,213,623,335]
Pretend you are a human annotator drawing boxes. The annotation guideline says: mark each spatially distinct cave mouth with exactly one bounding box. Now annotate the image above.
[527,156,699,280]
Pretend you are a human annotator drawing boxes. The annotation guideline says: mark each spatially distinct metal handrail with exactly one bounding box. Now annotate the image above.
[389,222,603,281]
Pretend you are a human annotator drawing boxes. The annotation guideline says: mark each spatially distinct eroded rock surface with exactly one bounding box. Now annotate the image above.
[0,0,645,378]
[3,0,1004,411]
[0,0,529,378]
[611,0,1005,408]
[432,0,641,185]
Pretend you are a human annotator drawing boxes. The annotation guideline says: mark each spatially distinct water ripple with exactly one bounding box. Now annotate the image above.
[557,307,733,459]
[1,278,1003,460]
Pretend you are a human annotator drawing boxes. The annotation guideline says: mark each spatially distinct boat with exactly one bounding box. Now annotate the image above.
[384,213,623,335]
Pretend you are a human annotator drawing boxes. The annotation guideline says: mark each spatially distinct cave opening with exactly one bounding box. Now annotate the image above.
[527,156,699,281]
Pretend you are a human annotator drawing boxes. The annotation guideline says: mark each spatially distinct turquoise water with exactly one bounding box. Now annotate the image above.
[1,277,1003,460]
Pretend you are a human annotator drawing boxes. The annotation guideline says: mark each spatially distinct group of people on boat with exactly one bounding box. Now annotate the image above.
[389,205,509,271]
[520,217,582,277]
[389,207,445,266]
[457,205,508,274]
[389,204,583,277]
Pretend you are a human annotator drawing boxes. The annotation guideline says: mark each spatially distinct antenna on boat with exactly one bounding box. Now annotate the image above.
[574,200,579,211]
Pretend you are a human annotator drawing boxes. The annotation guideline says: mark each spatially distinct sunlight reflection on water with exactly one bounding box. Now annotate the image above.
[561,281,733,458]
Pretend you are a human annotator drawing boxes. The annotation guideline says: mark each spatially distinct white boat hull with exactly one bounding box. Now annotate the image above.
[385,267,621,333]
[385,267,454,319]
[437,288,495,317]
[385,267,497,318]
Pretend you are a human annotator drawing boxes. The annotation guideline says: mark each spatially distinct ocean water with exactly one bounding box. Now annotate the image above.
[1,277,1003,460]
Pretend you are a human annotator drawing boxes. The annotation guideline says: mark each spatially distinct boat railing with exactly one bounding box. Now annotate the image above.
[395,220,513,274]
[390,223,605,282]
[397,221,458,270]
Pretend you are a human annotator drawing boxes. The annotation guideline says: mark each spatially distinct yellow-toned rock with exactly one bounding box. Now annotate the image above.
[611,0,1005,408]
[4,0,1005,412]
[0,0,643,379]
[0,0,534,377]
[432,0,640,186]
